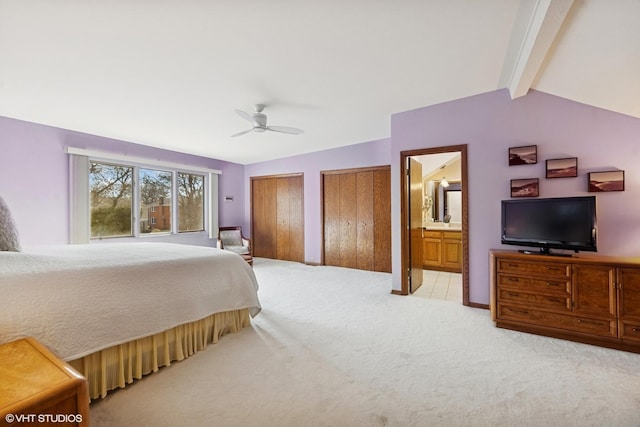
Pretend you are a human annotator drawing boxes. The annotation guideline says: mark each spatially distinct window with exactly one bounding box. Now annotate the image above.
[68,147,219,244]
[178,172,204,232]
[89,163,133,238]
[140,168,172,233]
[86,161,210,239]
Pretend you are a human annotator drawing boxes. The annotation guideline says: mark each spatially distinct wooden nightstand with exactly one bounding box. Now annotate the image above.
[0,337,89,426]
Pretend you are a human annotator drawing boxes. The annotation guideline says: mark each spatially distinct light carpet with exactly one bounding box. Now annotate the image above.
[90,258,640,426]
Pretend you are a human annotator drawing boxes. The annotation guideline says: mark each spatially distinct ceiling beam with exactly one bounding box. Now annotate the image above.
[505,0,576,99]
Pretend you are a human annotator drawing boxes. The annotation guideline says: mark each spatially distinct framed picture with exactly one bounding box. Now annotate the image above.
[546,157,578,178]
[511,178,539,198]
[509,145,537,166]
[588,170,625,192]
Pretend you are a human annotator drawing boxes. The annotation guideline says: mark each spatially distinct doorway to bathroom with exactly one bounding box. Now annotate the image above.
[400,144,469,306]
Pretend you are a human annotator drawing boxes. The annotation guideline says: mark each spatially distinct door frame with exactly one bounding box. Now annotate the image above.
[400,145,470,305]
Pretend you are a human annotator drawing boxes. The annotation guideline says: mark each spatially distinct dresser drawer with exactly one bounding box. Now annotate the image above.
[497,289,571,311]
[423,231,442,239]
[497,259,570,278]
[497,274,570,294]
[619,321,640,344]
[442,231,461,240]
[497,304,617,338]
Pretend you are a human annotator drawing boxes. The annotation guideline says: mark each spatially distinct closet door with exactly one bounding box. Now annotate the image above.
[322,166,390,273]
[252,177,277,258]
[373,169,391,272]
[277,175,304,262]
[287,175,304,262]
[356,171,374,271]
[251,174,304,262]
[339,172,357,268]
[276,177,291,260]
[323,174,341,267]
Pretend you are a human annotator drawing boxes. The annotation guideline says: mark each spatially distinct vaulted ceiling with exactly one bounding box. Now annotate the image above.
[1,1,638,165]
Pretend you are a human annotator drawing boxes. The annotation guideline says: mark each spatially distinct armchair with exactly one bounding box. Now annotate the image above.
[217,226,253,266]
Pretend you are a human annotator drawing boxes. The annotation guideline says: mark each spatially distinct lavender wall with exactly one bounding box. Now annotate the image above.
[244,139,391,264]
[4,89,638,305]
[390,89,640,304]
[0,116,245,246]
[2,117,68,245]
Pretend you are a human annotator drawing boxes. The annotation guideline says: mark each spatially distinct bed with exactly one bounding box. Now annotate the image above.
[0,242,261,399]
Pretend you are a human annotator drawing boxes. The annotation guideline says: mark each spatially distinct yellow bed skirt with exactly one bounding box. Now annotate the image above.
[68,308,251,400]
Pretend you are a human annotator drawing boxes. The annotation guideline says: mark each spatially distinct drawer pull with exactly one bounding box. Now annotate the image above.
[507,263,518,268]
[632,328,640,333]
[546,282,560,287]
[508,308,529,315]
[577,319,604,326]
[546,297,562,303]
[507,277,520,282]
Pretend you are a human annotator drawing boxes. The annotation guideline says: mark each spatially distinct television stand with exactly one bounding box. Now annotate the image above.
[490,249,640,354]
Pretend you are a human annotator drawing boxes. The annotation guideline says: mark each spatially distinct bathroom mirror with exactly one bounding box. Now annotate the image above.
[427,181,461,222]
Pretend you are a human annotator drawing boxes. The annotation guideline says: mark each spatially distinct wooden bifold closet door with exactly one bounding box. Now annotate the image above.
[251,174,304,262]
[322,166,391,272]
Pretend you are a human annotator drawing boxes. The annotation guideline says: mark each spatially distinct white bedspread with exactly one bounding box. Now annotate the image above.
[0,243,261,360]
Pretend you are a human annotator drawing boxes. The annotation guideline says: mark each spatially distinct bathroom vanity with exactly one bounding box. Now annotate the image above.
[422,224,462,273]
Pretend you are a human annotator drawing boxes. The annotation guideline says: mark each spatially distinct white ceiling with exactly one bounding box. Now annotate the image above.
[416,152,460,178]
[1,1,638,165]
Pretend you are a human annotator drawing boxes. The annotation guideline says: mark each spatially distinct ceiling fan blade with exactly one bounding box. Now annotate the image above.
[267,125,304,135]
[231,128,254,137]
[235,109,257,125]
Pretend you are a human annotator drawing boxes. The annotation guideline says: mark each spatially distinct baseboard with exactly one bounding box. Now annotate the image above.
[468,302,489,310]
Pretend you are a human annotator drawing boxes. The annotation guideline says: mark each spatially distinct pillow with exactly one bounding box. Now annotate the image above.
[0,196,21,251]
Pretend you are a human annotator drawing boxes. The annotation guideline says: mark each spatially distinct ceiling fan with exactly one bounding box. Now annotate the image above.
[231,104,304,137]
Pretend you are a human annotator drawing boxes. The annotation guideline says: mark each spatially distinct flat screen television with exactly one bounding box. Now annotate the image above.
[501,196,597,255]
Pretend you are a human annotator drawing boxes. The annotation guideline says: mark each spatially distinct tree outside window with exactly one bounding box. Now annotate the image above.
[178,173,204,232]
[90,163,133,238]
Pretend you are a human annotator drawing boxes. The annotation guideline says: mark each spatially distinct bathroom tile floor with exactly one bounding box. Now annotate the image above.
[412,269,463,303]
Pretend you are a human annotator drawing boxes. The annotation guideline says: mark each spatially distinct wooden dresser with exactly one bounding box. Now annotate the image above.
[0,337,89,426]
[490,250,640,353]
